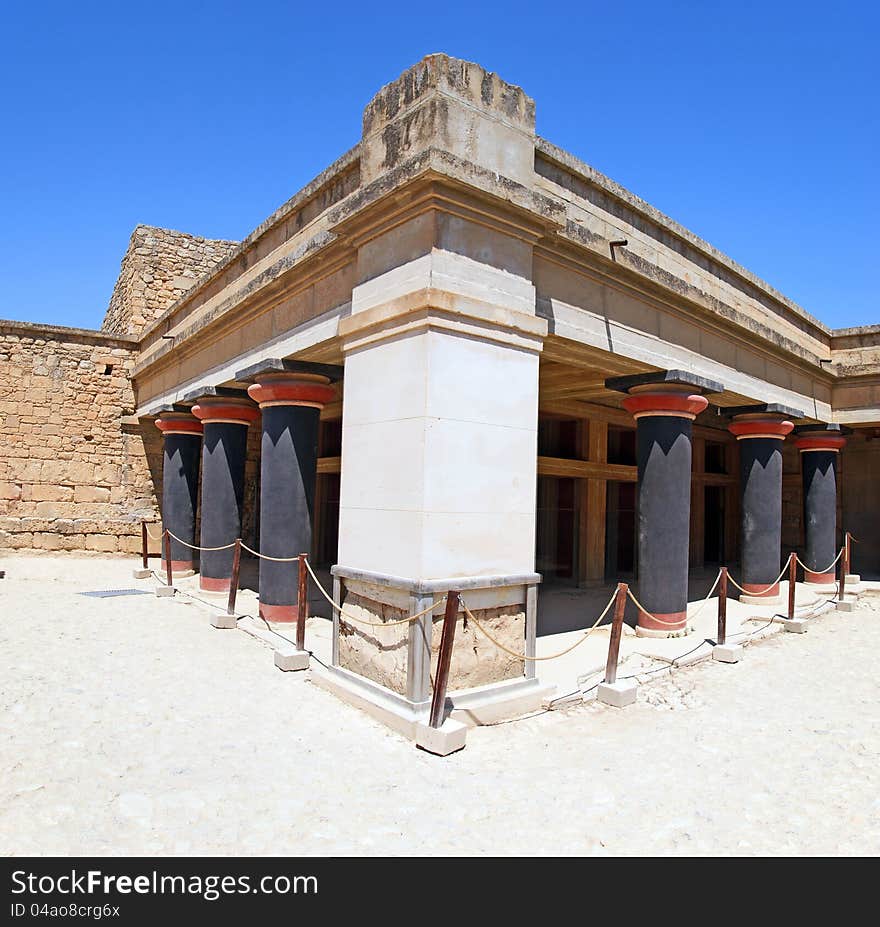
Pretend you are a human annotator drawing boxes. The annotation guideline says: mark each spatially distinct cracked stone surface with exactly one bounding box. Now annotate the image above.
[1,556,878,856]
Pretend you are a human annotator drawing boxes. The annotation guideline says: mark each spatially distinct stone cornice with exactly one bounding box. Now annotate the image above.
[535,138,835,341]
[0,318,138,348]
[136,145,361,350]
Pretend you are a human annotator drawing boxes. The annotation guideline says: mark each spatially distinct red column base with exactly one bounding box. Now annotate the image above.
[259,602,298,623]
[636,609,688,637]
[741,581,780,596]
[160,559,195,575]
[805,571,836,585]
[200,575,232,593]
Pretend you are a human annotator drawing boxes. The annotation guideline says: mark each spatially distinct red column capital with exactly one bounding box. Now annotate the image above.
[191,397,260,426]
[247,372,336,410]
[155,413,203,436]
[621,385,709,421]
[728,416,794,440]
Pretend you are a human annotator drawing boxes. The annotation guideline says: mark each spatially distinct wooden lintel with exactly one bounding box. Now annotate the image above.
[317,456,342,474]
[538,455,636,482]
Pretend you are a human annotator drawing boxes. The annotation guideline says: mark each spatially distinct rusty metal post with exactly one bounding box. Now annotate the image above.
[717,567,728,646]
[164,530,173,588]
[141,522,149,569]
[604,583,629,685]
[787,552,797,620]
[227,539,242,616]
[429,590,460,729]
[296,554,308,652]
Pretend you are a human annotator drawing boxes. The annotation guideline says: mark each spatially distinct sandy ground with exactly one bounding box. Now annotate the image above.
[1,554,878,856]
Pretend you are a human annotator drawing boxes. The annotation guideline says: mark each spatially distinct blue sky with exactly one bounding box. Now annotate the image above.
[0,1,876,331]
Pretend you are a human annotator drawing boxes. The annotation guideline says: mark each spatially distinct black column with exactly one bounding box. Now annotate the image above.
[243,368,337,624]
[634,414,694,631]
[739,438,784,591]
[794,426,846,585]
[198,421,249,591]
[156,415,202,574]
[801,450,839,583]
[258,406,320,621]
[190,395,259,593]
[607,371,723,637]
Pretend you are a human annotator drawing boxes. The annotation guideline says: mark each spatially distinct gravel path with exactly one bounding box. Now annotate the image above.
[1,555,878,856]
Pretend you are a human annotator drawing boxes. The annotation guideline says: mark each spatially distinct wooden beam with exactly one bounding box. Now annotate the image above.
[538,455,636,482]
[317,456,342,474]
[320,400,343,421]
[582,420,609,583]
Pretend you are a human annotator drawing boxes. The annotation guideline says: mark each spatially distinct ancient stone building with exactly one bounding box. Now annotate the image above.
[1,55,878,728]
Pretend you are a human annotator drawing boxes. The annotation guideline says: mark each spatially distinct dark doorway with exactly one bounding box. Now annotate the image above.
[316,473,340,566]
[536,476,577,582]
[605,480,637,579]
[704,484,725,564]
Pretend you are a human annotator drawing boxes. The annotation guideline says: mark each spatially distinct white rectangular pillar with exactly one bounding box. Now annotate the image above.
[337,251,546,582]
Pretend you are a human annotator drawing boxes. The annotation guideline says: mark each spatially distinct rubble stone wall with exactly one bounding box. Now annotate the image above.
[101,225,238,338]
[0,321,160,554]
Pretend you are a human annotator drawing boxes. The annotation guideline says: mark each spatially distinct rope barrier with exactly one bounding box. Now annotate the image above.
[164,528,237,553]
[625,588,690,627]
[144,523,164,541]
[685,569,724,619]
[795,547,844,576]
[726,561,790,597]
[460,589,617,662]
[239,541,301,563]
[303,558,445,628]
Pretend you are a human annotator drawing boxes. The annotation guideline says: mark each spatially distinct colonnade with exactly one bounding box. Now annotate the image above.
[607,371,847,636]
[154,361,339,623]
[154,362,847,635]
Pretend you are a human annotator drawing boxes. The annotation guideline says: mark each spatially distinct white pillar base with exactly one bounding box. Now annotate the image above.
[211,613,238,629]
[274,646,310,672]
[597,679,638,707]
[634,625,690,639]
[154,585,175,598]
[132,567,152,580]
[415,719,467,756]
[804,581,838,595]
[737,593,784,607]
[782,618,808,633]
[713,643,742,663]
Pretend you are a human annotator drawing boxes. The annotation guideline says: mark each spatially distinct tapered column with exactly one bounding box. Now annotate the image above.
[244,366,337,622]
[607,371,723,637]
[727,405,798,601]
[191,396,259,593]
[155,411,202,576]
[794,425,846,586]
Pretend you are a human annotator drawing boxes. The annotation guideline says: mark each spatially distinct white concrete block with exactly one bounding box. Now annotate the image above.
[132,568,152,579]
[154,585,174,598]
[845,574,861,584]
[713,643,742,664]
[415,719,468,756]
[425,329,538,429]
[211,613,238,629]
[337,309,540,581]
[597,679,638,707]
[737,593,783,607]
[836,600,856,613]
[274,646,310,672]
[782,618,808,633]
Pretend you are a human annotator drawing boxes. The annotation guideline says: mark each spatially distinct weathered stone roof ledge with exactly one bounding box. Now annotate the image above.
[0,318,138,346]
[137,143,361,347]
[535,137,838,339]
